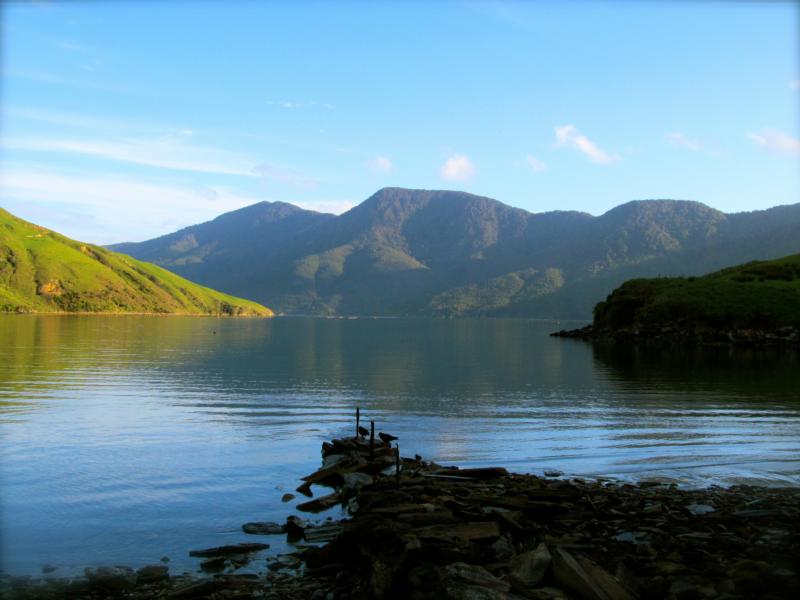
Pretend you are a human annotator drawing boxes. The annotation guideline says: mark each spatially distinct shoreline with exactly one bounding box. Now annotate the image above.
[3,431,798,599]
[551,324,800,347]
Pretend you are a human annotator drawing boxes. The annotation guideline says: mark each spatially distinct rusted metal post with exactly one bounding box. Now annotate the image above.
[369,420,375,460]
[356,407,360,437]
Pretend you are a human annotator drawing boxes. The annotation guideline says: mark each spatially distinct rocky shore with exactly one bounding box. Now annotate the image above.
[550,324,800,347]
[3,432,799,599]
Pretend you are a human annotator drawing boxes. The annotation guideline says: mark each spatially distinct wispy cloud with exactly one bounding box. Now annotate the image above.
[367,156,393,174]
[440,154,475,181]
[665,131,723,157]
[0,166,265,244]
[666,132,703,151]
[3,135,258,176]
[252,162,318,190]
[266,100,334,110]
[3,134,319,188]
[554,125,619,164]
[524,155,548,173]
[2,105,163,132]
[747,128,800,155]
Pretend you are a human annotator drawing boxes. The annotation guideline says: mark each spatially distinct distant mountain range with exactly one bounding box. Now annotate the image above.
[110,188,800,318]
[0,208,272,316]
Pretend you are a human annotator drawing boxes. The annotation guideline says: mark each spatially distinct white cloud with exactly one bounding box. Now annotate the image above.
[367,156,393,174]
[747,128,800,155]
[666,132,702,151]
[790,80,800,90]
[524,155,548,172]
[440,154,475,181]
[554,125,620,164]
[0,167,264,244]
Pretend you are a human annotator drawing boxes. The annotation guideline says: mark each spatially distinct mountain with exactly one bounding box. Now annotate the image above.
[111,188,800,318]
[555,253,800,345]
[0,208,272,316]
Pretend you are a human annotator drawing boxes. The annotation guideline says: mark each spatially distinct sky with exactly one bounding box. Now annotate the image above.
[1,1,798,244]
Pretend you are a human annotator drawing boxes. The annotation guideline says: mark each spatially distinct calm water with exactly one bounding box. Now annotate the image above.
[1,315,799,576]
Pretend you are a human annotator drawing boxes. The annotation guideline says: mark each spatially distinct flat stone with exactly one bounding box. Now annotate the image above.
[418,521,500,542]
[687,503,715,516]
[303,522,345,543]
[189,542,269,557]
[282,493,296,502]
[296,491,341,513]
[434,467,509,480]
[242,521,285,535]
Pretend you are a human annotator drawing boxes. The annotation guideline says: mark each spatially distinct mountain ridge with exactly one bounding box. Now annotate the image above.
[109,188,800,318]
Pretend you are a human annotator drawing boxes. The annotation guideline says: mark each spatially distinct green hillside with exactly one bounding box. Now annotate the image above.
[0,208,272,316]
[585,254,800,341]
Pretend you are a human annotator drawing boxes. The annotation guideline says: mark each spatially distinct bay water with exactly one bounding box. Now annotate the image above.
[1,315,799,576]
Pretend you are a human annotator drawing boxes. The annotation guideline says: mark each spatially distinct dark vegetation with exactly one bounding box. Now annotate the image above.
[554,254,800,345]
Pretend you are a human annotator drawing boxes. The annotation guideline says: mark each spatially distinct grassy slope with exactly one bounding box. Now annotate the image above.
[0,208,272,316]
[593,254,800,331]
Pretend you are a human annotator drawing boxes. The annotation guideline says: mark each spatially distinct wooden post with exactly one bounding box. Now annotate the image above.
[356,407,360,437]
[369,420,375,460]
[395,443,401,487]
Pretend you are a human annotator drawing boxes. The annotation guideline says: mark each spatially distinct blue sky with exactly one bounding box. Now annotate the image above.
[1,1,798,244]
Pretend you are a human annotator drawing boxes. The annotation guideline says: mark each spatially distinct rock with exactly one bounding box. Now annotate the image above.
[285,515,309,541]
[160,555,171,563]
[441,562,512,599]
[434,467,509,480]
[544,470,564,477]
[686,503,715,516]
[169,578,225,598]
[304,522,345,543]
[490,533,515,561]
[417,521,500,543]
[282,493,296,502]
[242,521,285,535]
[552,548,637,599]
[41,564,56,574]
[510,542,551,592]
[668,579,698,600]
[297,491,342,513]
[189,542,269,557]
[341,472,373,495]
[136,564,169,583]
[200,556,227,572]
[296,481,314,497]
[84,566,137,594]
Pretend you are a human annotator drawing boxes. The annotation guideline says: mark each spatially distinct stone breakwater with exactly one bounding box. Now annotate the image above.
[2,433,799,599]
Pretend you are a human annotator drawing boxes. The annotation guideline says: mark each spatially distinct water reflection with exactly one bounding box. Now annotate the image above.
[1,315,799,577]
